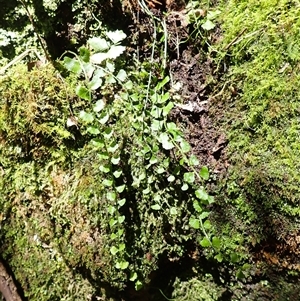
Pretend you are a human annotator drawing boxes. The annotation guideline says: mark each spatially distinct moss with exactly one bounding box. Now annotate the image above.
[171,275,223,301]
[0,64,82,162]
[0,64,118,300]
[214,0,300,257]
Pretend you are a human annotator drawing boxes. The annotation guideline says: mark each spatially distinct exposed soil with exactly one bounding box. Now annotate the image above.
[169,48,229,175]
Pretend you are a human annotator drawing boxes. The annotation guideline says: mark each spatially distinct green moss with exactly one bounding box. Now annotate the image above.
[171,275,223,301]
[0,64,116,300]
[216,0,300,242]
[0,64,80,162]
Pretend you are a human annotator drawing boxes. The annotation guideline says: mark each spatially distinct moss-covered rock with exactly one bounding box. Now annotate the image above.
[214,0,300,272]
[0,64,116,300]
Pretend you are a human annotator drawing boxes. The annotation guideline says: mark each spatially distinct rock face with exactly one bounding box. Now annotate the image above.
[0,260,22,301]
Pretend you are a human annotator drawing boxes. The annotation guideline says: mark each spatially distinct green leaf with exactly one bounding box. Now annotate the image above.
[76,85,91,101]
[156,167,165,174]
[208,195,215,204]
[98,152,109,160]
[130,272,138,282]
[109,218,117,228]
[189,155,200,166]
[171,132,182,143]
[94,68,107,78]
[88,37,110,51]
[163,102,174,116]
[110,233,118,240]
[113,170,122,178]
[149,156,158,165]
[156,76,170,90]
[103,179,113,187]
[142,144,151,155]
[203,220,212,230]
[82,62,95,79]
[147,175,155,184]
[79,111,94,123]
[115,261,129,270]
[63,57,82,74]
[99,164,110,173]
[202,19,216,30]
[116,184,125,193]
[92,138,104,148]
[151,204,161,210]
[207,10,221,20]
[195,188,208,201]
[200,166,209,180]
[119,243,126,252]
[200,237,211,247]
[242,263,251,271]
[161,92,170,103]
[173,166,180,175]
[124,80,133,89]
[193,201,202,213]
[236,270,245,279]
[189,217,200,229]
[151,106,162,118]
[181,183,189,191]
[106,74,116,84]
[135,280,143,291]
[110,246,119,255]
[184,172,195,184]
[152,194,160,202]
[111,155,120,165]
[118,215,125,224]
[98,111,110,124]
[164,158,170,168]
[106,61,115,72]
[106,30,127,44]
[230,253,240,263]
[79,46,90,62]
[118,198,126,207]
[215,253,223,262]
[212,237,221,249]
[107,191,116,201]
[108,141,119,152]
[116,69,127,82]
[199,211,210,220]
[159,133,174,150]
[89,77,102,90]
[180,140,191,153]
[107,45,126,59]
[108,205,116,215]
[118,229,124,236]
[90,52,109,64]
[151,119,163,131]
[87,126,100,135]
[103,127,114,139]
[167,175,175,182]
[166,122,178,131]
[151,94,160,105]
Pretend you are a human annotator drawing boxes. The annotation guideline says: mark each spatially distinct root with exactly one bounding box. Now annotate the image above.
[0,260,22,301]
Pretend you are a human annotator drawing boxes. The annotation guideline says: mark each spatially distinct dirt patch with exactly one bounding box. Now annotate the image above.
[253,231,300,272]
[170,47,229,176]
